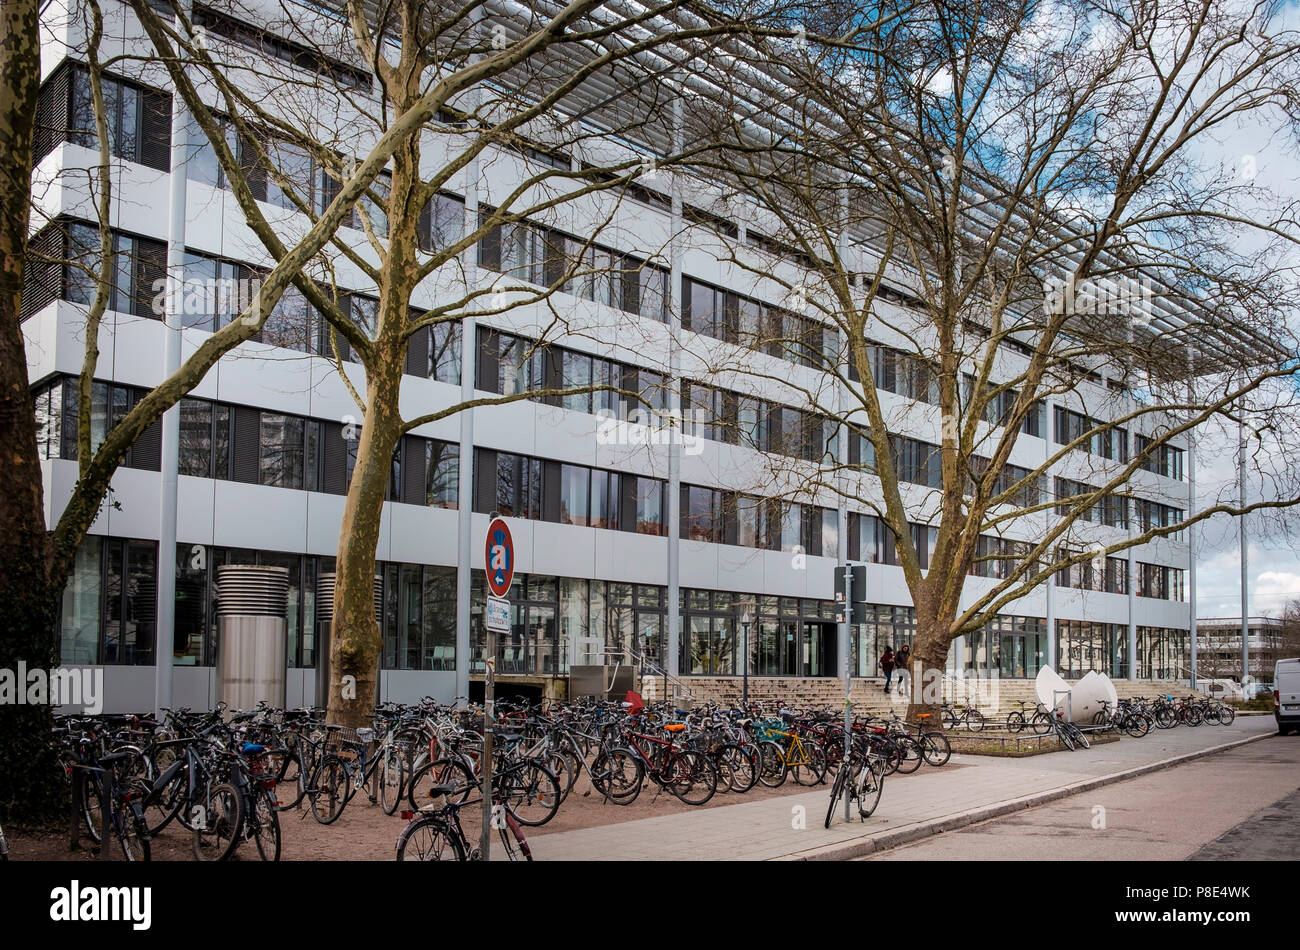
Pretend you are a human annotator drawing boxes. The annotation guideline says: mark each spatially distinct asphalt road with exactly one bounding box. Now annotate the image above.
[863,733,1300,860]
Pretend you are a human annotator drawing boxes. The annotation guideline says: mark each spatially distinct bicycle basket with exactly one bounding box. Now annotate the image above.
[753,718,789,742]
[690,729,727,755]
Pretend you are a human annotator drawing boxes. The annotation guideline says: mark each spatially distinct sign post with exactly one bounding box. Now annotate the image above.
[835,564,865,821]
[482,517,515,860]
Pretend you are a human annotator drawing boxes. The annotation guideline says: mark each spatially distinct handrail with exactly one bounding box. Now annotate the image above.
[603,645,696,703]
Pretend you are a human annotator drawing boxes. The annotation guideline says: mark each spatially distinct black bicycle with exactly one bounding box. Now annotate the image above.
[395,781,533,861]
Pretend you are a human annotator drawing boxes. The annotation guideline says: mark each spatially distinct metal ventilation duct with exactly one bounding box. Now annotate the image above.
[315,573,384,624]
[215,564,290,617]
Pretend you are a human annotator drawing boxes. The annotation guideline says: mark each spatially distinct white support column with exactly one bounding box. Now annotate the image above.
[155,3,191,714]
[665,92,683,680]
[1187,404,1197,689]
[1044,399,1057,673]
[454,112,482,704]
[1127,520,1138,680]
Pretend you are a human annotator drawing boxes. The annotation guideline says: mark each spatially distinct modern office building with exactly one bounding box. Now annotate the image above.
[1193,617,1287,686]
[27,0,1199,713]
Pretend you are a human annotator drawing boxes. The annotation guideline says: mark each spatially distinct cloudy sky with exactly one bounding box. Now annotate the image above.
[1185,24,1300,624]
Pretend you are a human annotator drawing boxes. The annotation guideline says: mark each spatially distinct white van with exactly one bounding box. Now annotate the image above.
[1275,658,1300,735]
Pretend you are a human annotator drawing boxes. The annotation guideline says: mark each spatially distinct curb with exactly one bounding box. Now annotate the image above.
[777,731,1275,861]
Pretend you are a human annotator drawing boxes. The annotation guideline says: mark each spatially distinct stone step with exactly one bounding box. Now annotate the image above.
[638,674,1204,719]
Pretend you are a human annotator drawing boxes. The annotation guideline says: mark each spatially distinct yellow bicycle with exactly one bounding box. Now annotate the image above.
[755,716,828,787]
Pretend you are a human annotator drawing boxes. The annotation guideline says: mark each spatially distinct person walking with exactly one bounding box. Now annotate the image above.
[896,644,911,698]
[879,646,896,692]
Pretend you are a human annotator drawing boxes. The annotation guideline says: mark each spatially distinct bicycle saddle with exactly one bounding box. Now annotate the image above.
[663,723,686,733]
[422,783,461,798]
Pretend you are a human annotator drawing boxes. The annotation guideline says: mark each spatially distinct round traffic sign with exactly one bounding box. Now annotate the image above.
[485,517,515,598]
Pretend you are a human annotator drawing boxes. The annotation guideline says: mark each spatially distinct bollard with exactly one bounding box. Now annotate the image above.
[68,767,80,852]
[99,769,114,862]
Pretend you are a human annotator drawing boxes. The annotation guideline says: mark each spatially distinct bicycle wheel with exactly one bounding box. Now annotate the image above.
[665,750,717,806]
[252,789,282,861]
[499,762,561,826]
[1055,722,1076,753]
[406,757,476,810]
[379,749,404,816]
[824,767,848,829]
[192,782,243,862]
[855,758,885,819]
[875,737,903,775]
[790,740,828,786]
[756,741,787,787]
[307,757,351,825]
[921,732,951,767]
[547,749,580,805]
[117,803,151,862]
[1031,712,1053,735]
[590,747,643,804]
[1217,704,1235,726]
[1006,711,1025,733]
[497,820,534,862]
[966,710,985,733]
[79,771,105,844]
[894,736,924,774]
[395,816,465,861]
[1155,707,1177,729]
[1074,726,1091,750]
[717,743,757,793]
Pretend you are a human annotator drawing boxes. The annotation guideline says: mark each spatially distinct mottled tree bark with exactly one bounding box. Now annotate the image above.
[0,0,65,825]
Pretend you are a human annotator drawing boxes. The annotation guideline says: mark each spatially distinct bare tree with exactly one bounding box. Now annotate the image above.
[675,0,1300,717]
[0,0,448,820]
[129,0,803,725]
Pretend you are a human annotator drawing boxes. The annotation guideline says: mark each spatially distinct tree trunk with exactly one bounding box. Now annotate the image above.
[325,352,404,728]
[0,0,67,825]
[903,584,955,729]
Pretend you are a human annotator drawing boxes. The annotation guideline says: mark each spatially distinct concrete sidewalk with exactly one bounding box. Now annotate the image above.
[530,718,1277,861]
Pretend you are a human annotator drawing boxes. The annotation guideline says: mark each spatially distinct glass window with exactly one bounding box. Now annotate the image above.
[103,540,156,665]
[560,464,590,526]
[431,322,461,384]
[356,169,391,238]
[639,265,668,322]
[60,537,102,665]
[178,399,212,476]
[635,478,665,535]
[265,138,315,212]
[686,486,719,543]
[183,111,227,187]
[562,350,592,413]
[735,494,761,548]
[591,471,619,530]
[779,503,801,551]
[427,441,458,508]
[260,413,305,488]
[426,192,465,251]
[173,543,207,665]
[262,283,313,352]
[415,565,454,671]
[821,509,839,558]
[496,453,520,516]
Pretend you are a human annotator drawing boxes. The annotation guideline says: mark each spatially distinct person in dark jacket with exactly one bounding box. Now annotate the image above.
[896,644,912,697]
[879,646,896,692]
